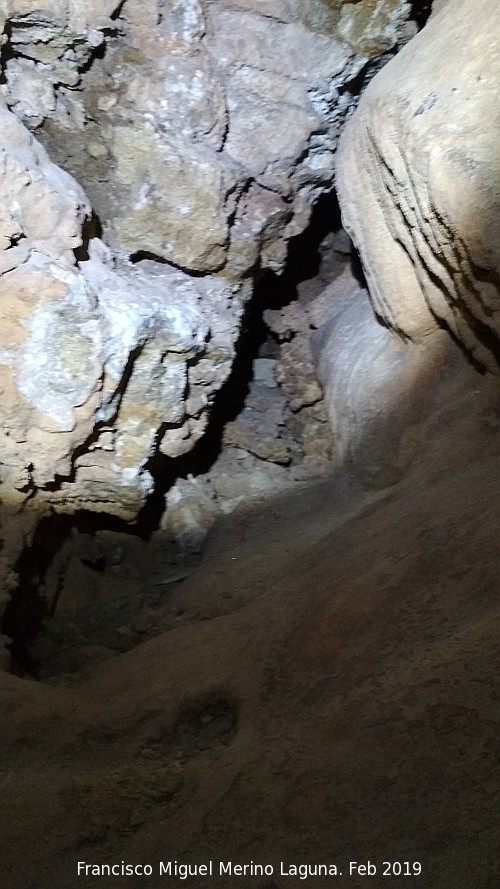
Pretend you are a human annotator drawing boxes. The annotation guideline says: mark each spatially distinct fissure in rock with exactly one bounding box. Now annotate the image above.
[2,191,356,681]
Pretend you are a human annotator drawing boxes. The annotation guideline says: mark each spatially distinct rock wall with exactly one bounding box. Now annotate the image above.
[0,0,436,650]
[0,100,244,518]
[336,0,500,372]
[312,284,487,487]
[0,0,422,523]
[0,0,417,278]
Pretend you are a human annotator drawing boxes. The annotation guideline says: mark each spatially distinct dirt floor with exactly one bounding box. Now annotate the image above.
[0,380,499,889]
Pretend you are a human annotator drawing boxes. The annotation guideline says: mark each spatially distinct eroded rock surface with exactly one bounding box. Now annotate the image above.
[0,0,418,278]
[336,0,500,371]
[313,286,487,486]
[0,0,424,525]
[0,0,428,637]
[0,102,244,519]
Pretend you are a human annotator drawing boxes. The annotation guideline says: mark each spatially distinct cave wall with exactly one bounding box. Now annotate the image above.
[335,0,500,372]
[0,0,421,520]
[0,0,459,652]
[311,0,500,490]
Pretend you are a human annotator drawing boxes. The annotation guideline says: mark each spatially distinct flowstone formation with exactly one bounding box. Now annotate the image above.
[335,0,500,372]
[311,0,500,488]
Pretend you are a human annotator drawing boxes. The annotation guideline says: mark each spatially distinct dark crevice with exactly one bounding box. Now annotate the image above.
[0,20,14,85]
[135,285,272,535]
[136,191,344,533]
[2,514,73,676]
[77,36,108,77]
[110,0,128,21]
[129,250,212,278]
[7,232,26,249]
[339,54,392,99]
[409,0,433,30]
[129,250,171,265]
[74,211,103,263]
[1,506,151,677]
[351,244,367,288]
[280,191,342,285]
[2,189,346,678]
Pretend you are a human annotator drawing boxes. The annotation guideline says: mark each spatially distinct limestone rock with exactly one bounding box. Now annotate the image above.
[0,0,427,625]
[286,401,334,461]
[94,0,365,276]
[313,286,482,487]
[204,447,291,515]
[307,265,361,328]
[0,0,423,282]
[0,0,120,126]
[275,339,323,413]
[162,476,220,553]
[0,102,244,518]
[336,0,500,372]
[337,0,417,56]
[3,0,421,280]
[0,100,89,266]
[223,381,291,465]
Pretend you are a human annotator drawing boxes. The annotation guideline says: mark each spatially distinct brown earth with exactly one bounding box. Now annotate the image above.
[0,378,499,889]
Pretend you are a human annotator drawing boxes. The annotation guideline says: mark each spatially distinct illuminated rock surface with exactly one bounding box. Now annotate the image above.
[336,0,500,370]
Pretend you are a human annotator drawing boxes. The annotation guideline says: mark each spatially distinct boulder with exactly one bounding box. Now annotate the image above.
[336,0,500,372]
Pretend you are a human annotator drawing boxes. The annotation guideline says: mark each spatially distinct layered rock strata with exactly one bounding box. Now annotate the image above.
[336,0,500,371]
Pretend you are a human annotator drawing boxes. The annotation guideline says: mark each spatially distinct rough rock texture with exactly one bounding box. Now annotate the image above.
[336,0,500,371]
[0,0,418,279]
[262,238,360,466]
[0,0,426,610]
[224,377,291,466]
[0,0,425,525]
[0,101,243,518]
[0,1,121,126]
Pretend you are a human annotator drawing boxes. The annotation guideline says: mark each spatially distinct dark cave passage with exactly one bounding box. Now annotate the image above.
[2,190,348,680]
[137,190,345,530]
[2,514,71,676]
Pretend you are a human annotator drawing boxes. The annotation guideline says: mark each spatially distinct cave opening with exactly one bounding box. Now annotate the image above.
[2,189,350,681]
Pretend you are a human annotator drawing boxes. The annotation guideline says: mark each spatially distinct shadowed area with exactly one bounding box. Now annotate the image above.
[0,375,498,889]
